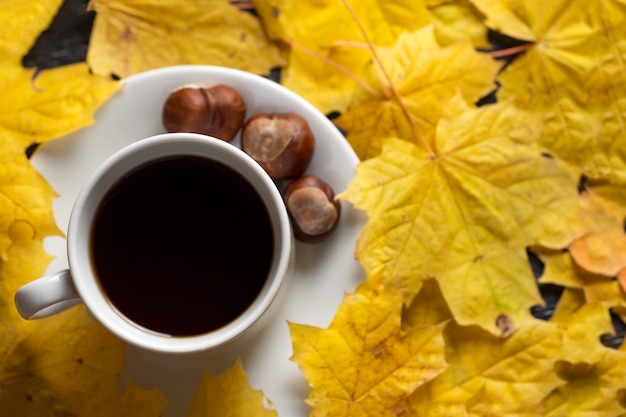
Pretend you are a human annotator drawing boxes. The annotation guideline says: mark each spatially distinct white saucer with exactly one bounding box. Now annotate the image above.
[30,65,366,416]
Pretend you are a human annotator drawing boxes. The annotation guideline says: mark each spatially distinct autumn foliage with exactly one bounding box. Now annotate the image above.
[2,0,626,416]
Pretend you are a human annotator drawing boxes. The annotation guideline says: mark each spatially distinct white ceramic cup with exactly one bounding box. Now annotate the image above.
[15,133,293,354]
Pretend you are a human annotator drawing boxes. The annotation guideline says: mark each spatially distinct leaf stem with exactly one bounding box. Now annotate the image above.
[280,37,381,96]
[486,43,534,59]
[341,0,435,158]
[330,40,370,50]
[228,0,255,10]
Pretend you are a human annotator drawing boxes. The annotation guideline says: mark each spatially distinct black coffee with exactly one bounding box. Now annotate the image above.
[91,155,274,336]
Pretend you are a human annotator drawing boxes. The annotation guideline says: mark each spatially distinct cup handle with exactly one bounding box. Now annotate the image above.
[14,270,81,319]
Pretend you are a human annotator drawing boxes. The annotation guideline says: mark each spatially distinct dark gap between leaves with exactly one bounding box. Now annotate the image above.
[22,0,94,70]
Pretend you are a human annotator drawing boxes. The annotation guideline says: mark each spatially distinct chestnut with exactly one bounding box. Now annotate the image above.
[162,84,246,142]
[241,112,314,180]
[283,175,341,243]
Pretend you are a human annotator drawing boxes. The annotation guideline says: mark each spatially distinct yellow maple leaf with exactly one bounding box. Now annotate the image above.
[0,63,122,148]
[253,0,433,114]
[0,305,168,416]
[541,370,626,417]
[552,290,589,329]
[425,0,490,48]
[535,248,586,289]
[186,358,276,417]
[339,99,579,334]
[0,0,119,306]
[87,0,285,79]
[0,220,53,324]
[540,303,626,417]
[334,26,501,160]
[531,180,626,316]
[551,302,614,358]
[0,0,63,65]
[406,281,563,415]
[290,282,447,417]
[0,139,61,261]
[254,0,491,115]
[402,279,453,328]
[1,0,122,148]
[471,0,626,184]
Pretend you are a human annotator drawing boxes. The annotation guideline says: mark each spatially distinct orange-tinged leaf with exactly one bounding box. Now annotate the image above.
[185,358,276,417]
[335,26,502,160]
[573,181,626,242]
[340,101,579,334]
[534,246,626,323]
[0,305,168,416]
[570,230,626,278]
[290,283,447,417]
[87,0,285,79]
[0,64,122,147]
[529,181,626,321]
[567,181,626,278]
[1,0,121,148]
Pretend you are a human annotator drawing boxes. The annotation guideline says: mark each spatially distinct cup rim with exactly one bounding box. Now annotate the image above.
[67,133,292,353]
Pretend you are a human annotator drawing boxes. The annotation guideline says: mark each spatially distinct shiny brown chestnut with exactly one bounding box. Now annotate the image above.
[283,175,340,243]
[162,84,246,142]
[241,112,314,180]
